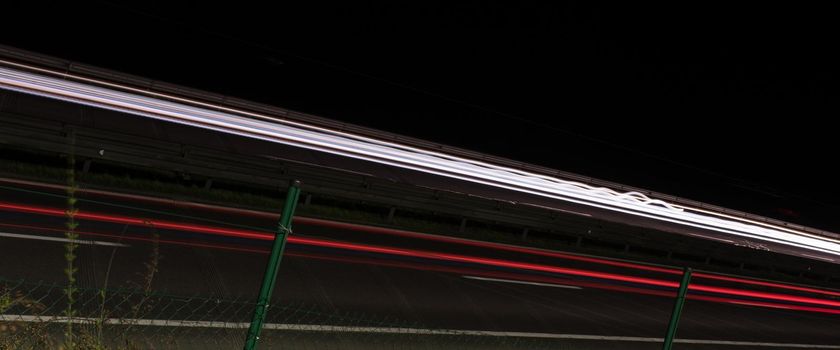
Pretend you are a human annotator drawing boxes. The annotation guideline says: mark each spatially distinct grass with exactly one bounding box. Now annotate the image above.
[63,137,80,349]
[0,148,170,349]
[0,285,54,349]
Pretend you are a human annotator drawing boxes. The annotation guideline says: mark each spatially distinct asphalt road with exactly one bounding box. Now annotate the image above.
[1,183,839,349]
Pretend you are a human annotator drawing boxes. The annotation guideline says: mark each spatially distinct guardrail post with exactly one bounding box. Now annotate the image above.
[244,180,302,350]
[662,267,692,350]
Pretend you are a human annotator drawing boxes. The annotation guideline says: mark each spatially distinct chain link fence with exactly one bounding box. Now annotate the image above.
[1,166,837,350]
[1,277,606,350]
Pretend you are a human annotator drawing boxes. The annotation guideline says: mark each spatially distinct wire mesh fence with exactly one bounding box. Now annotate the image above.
[2,168,839,350]
[0,277,605,350]
[0,180,580,349]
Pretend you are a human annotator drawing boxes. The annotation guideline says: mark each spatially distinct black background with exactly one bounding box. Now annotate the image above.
[2,1,838,230]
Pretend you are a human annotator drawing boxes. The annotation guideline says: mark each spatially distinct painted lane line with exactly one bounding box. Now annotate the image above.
[1,315,838,348]
[462,275,582,289]
[0,231,128,247]
[730,301,792,310]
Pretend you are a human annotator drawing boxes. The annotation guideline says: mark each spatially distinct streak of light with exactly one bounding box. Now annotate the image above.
[2,64,840,258]
[3,202,840,309]
[5,179,840,297]
[291,250,840,315]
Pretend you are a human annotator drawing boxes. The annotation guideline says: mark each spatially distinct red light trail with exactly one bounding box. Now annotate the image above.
[2,201,840,311]
[5,177,839,298]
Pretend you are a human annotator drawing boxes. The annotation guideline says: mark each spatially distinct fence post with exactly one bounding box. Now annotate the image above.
[662,267,692,350]
[244,180,302,350]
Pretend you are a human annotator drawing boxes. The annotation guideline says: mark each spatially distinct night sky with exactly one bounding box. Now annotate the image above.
[3,2,839,231]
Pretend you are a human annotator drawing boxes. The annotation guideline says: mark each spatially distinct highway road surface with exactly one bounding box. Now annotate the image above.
[1,180,839,349]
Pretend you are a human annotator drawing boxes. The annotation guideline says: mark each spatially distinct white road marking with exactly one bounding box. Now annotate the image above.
[1,314,838,348]
[462,275,582,289]
[0,231,128,247]
[730,301,792,310]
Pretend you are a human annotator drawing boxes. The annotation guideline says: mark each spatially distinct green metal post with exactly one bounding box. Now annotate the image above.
[244,180,301,350]
[662,267,692,350]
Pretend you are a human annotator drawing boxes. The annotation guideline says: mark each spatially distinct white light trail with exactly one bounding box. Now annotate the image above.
[1,63,839,258]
